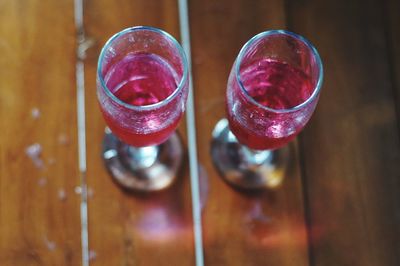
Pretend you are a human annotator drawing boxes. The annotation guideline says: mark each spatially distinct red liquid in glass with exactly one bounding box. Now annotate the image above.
[101,53,181,147]
[228,59,313,150]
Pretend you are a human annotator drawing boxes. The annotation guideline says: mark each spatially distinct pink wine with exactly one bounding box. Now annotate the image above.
[228,59,314,150]
[101,53,181,147]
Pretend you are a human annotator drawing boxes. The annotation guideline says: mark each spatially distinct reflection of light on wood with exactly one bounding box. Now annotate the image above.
[126,207,191,244]
[245,219,308,248]
[88,250,97,261]
[242,201,325,248]
[246,222,325,249]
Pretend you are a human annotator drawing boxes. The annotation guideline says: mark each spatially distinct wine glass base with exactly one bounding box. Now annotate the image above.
[210,119,291,190]
[102,128,183,192]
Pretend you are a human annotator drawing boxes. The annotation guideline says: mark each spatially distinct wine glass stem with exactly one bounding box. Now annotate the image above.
[102,130,183,191]
[238,145,273,166]
[125,145,159,169]
[211,118,290,189]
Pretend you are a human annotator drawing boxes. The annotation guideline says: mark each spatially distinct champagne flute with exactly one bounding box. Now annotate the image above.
[97,26,189,191]
[211,30,323,189]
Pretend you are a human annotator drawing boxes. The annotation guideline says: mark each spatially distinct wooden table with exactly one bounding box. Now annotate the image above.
[1,0,399,265]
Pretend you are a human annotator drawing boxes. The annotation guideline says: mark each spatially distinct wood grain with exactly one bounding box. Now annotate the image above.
[189,0,310,265]
[2,0,400,265]
[0,0,81,265]
[385,0,400,125]
[82,0,194,265]
[287,0,400,265]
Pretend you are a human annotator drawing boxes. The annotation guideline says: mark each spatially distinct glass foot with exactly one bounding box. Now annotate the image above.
[210,119,291,189]
[102,128,183,191]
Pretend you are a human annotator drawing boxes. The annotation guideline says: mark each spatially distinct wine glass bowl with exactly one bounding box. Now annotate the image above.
[212,30,323,189]
[97,27,188,147]
[97,26,189,191]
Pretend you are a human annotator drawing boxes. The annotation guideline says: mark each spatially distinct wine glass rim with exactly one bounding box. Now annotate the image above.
[97,26,189,111]
[235,29,324,114]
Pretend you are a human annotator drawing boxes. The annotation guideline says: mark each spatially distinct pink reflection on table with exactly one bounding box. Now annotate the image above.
[242,198,325,249]
[124,165,208,244]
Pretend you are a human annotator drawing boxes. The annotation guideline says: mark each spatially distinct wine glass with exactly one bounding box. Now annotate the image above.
[97,26,189,191]
[211,30,323,189]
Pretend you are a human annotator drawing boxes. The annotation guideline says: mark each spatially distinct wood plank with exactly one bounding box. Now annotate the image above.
[189,1,310,265]
[287,0,400,265]
[385,0,400,125]
[0,0,82,265]
[82,0,194,265]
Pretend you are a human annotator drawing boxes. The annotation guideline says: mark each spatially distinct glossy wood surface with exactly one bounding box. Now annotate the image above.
[83,0,194,265]
[1,0,399,265]
[287,0,400,265]
[0,0,81,265]
[189,0,309,265]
